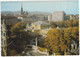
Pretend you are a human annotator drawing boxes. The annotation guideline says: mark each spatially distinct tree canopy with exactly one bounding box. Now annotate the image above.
[44,27,79,54]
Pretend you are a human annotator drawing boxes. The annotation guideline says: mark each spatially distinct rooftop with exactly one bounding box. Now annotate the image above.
[32,21,49,25]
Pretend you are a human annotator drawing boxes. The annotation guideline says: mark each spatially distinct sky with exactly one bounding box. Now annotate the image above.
[1,1,79,14]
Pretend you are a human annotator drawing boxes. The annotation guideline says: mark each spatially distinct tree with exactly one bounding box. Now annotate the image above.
[59,29,68,53]
[71,27,79,43]
[10,22,23,38]
[45,28,60,53]
[72,19,79,27]
[9,22,33,53]
[64,28,72,45]
[44,27,78,54]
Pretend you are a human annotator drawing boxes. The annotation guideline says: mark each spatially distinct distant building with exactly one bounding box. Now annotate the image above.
[65,15,70,20]
[75,14,79,19]
[70,15,76,20]
[26,21,51,37]
[31,21,50,30]
[48,14,52,21]
[21,3,24,15]
[20,3,28,16]
[70,15,79,20]
[52,11,66,22]
[1,19,7,56]
[1,16,20,25]
[65,14,79,20]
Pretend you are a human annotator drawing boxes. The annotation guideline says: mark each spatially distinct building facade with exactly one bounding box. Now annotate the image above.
[26,21,51,37]
[31,21,50,30]
[52,11,66,22]
[48,14,52,22]
[1,19,7,56]
[1,16,19,25]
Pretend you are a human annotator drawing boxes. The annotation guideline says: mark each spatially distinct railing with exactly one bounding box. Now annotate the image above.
[37,49,49,55]
[26,45,49,55]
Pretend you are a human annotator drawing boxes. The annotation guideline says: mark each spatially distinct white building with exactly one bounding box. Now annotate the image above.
[48,14,52,21]
[52,11,66,22]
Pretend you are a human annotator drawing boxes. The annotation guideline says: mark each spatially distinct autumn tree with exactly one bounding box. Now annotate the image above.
[45,28,61,54]
[71,27,79,44]
[9,22,34,53]
[59,29,68,54]
[50,19,79,28]
[44,26,79,55]
[72,19,79,27]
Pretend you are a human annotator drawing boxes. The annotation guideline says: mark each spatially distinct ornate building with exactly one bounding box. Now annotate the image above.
[21,3,24,15]
[1,19,8,56]
[20,3,28,16]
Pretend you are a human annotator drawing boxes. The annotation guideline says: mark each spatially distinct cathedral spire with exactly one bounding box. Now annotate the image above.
[21,2,23,9]
[21,2,23,15]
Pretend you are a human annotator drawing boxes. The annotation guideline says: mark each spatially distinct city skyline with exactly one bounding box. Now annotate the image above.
[1,1,79,14]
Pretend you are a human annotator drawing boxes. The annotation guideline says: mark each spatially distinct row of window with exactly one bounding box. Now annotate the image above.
[2,39,6,46]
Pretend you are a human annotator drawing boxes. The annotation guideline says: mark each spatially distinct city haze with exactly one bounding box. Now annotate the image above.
[1,1,79,14]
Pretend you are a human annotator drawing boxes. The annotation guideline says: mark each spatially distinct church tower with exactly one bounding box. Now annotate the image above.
[21,3,24,15]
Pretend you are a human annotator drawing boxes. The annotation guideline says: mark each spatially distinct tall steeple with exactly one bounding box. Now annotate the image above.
[21,2,23,15]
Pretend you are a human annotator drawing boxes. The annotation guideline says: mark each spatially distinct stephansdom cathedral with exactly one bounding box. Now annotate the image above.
[21,3,23,15]
[20,3,28,16]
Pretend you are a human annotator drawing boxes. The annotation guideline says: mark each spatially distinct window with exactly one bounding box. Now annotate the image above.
[4,33,6,36]
[73,45,75,49]
[4,40,6,45]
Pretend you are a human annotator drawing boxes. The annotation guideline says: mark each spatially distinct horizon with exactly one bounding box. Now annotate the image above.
[1,1,79,15]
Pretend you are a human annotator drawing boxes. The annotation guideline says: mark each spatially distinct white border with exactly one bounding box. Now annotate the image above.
[0,1,1,57]
[0,0,79,1]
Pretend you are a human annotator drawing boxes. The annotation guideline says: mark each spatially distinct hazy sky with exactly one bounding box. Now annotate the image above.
[1,1,79,14]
